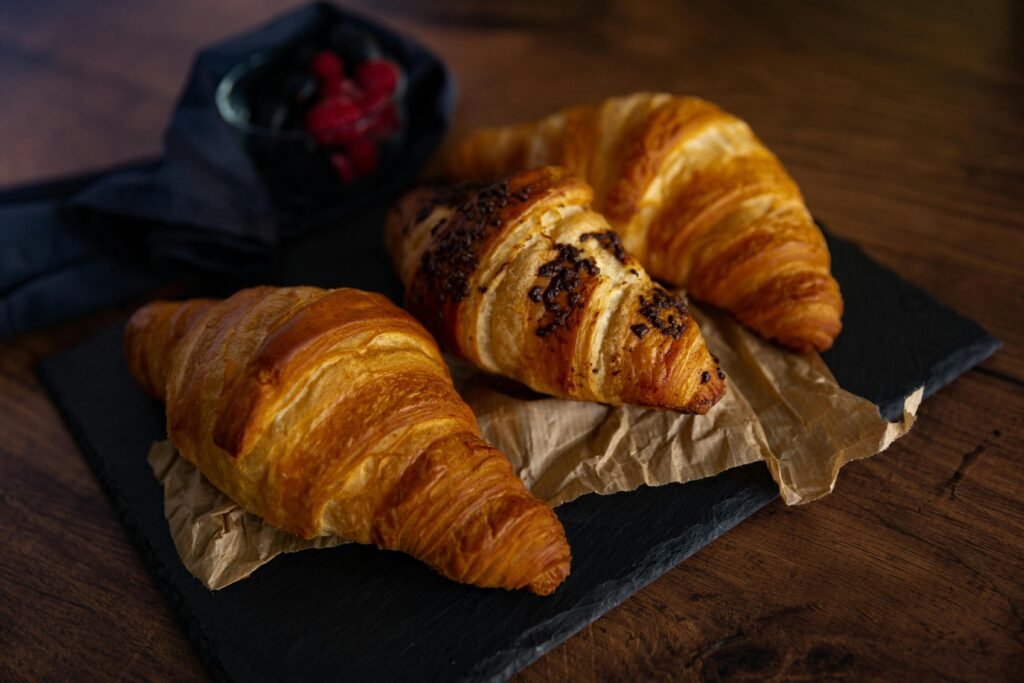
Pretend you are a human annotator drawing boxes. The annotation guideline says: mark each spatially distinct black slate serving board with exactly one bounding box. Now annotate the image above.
[27,172,999,682]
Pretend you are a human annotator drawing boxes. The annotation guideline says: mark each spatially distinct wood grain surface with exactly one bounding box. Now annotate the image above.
[1,0,1022,680]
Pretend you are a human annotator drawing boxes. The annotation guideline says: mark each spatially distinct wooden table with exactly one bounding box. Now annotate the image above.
[1,1,1021,680]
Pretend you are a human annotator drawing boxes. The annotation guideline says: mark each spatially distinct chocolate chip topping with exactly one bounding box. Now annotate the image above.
[417,180,532,304]
[701,370,711,384]
[579,230,627,263]
[531,242,600,337]
[711,354,726,380]
[638,287,689,340]
[630,324,650,339]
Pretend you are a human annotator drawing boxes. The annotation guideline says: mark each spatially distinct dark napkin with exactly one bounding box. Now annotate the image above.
[0,2,454,337]
[0,163,161,337]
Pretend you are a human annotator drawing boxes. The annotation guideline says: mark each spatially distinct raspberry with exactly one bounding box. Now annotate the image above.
[319,78,343,98]
[362,104,399,139]
[343,79,364,99]
[320,76,362,100]
[311,50,344,81]
[306,97,362,145]
[356,59,399,95]
[347,139,379,176]
[330,153,356,183]
[357,87,390,116]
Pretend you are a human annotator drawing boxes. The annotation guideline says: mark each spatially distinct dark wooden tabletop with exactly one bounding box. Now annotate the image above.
[1,1,1022,680]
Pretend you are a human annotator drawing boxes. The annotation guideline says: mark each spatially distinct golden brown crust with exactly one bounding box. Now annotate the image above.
[443,93,843,353]
[124,287,570,595]
[385,167,726,414]
[124,297,216,400]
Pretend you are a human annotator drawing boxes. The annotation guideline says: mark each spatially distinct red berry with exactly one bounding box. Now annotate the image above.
[362,104,399,139]
[322,76,363,99]
[357,87,390,116]
[319,77,344,97]
[311,50,344,81]
[330,153,356,183]
[342,79,363,98]
[306,97,362,145]
[346,139,379,176]
[356,59,399,95]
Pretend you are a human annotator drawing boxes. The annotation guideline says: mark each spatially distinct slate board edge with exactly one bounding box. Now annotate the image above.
[36,361,233,683]
[874,334,1001,421]
[924,335,1003,402]
[467,486,776,683]
[821,232,1003,421]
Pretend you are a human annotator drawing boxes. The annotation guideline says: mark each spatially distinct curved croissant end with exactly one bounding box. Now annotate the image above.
[124,286,570,595]
[443,93,843,353]
[386,166,726,414]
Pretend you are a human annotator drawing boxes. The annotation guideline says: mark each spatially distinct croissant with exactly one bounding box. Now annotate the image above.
[443,93,843,352]
[385,166,726,414]
[124,286,571,595]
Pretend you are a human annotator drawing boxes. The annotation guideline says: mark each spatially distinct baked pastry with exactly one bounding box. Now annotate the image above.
[124,286,571,595]
[385,166,726,414]
[443,93,843,352]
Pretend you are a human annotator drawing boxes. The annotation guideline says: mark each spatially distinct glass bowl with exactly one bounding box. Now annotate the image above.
[215,45,406,210]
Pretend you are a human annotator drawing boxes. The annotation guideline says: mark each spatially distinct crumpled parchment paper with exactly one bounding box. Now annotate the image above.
[147,304,920,589]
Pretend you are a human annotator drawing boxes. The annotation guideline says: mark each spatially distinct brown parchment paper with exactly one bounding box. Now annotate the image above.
[147,304,921,589]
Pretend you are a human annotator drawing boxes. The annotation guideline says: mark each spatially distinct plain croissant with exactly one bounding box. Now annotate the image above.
[443,93,843,352]
[124,286,571,595]
[385,166,726,414]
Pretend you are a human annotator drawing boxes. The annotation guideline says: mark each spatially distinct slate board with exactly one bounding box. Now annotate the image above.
[28,172,999,682]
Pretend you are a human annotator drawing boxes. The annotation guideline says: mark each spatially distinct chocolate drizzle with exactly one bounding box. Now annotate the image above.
[579,230,627,263]
[531,243,600,337]
[638,288,689,340]
[417,180,531,304]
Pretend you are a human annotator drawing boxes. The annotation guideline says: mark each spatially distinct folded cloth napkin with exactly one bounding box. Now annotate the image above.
[0,2,454,337]
[0,191,161,338]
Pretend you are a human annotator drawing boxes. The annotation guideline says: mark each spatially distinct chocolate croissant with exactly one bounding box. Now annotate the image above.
[124,286,571,595]
[443,93,843,352]
[385,166,726,414]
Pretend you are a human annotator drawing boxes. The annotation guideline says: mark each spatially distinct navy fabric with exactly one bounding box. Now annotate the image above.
[0,165,163,337]
[0,2,455,337]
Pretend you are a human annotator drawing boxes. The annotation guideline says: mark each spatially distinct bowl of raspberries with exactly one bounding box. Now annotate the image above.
[216,23,406,207]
